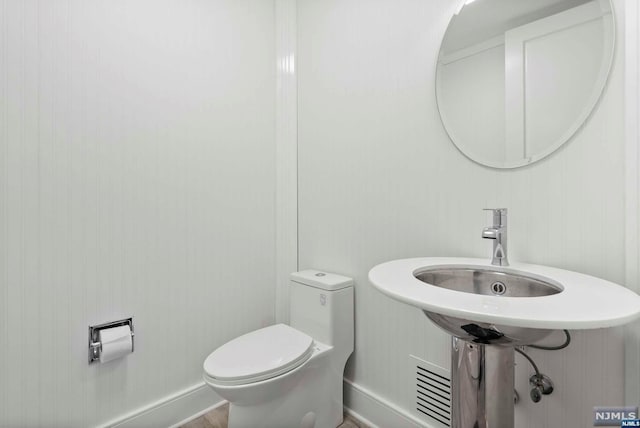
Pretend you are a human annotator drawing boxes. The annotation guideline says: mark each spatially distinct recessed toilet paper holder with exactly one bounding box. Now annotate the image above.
[88,317,134,364]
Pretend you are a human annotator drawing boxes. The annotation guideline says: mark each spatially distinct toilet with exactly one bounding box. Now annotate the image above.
[203,270,354,428]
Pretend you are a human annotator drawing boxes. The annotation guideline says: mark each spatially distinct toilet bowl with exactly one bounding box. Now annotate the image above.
[203,270,354,428]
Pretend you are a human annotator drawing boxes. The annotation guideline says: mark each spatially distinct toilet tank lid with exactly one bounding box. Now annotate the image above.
[290,270,354,291]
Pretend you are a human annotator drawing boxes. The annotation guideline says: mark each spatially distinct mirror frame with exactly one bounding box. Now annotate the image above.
[435,0,616,169]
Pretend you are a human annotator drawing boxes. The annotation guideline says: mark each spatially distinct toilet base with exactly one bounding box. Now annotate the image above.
[227,354,344,428]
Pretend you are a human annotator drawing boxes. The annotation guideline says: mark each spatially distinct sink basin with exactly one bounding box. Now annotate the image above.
[369,257,640,343]
[413,266,565,344]
[414,267,563,297]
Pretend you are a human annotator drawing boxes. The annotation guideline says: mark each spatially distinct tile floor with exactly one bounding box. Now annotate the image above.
[180,403,369,428]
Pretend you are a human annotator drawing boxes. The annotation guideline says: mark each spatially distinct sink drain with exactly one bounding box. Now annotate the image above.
[491,281,506,295]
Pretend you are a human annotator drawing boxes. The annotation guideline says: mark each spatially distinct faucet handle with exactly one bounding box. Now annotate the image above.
[483,208,507,227]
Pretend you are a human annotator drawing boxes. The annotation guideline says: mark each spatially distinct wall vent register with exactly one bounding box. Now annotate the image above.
[412,356,451,428]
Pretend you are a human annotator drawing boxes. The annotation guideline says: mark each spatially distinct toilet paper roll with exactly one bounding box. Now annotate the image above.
[99,325,133,363]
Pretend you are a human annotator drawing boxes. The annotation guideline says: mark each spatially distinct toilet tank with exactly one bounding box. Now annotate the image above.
[289,270,354,354]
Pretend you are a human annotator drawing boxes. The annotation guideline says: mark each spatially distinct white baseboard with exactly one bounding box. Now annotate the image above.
[343,379,435,428]
[98,382,223,428]
[98,378,433,428]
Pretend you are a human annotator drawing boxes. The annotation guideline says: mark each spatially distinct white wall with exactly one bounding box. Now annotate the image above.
[0,1,276,427]
[297,0,627,426]
[624,0,640,407]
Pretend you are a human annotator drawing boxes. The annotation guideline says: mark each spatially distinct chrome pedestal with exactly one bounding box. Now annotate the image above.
[451,337,515,428]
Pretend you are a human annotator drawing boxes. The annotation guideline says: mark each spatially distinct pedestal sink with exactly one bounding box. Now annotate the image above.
[369,257,640,428]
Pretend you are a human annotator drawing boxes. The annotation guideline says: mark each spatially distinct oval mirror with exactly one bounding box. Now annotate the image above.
[436,0,615,168]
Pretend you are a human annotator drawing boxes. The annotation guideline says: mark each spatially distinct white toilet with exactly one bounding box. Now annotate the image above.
[203,270,354,428]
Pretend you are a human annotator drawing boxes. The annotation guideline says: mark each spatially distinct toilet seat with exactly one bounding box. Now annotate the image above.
[203,324,314,386]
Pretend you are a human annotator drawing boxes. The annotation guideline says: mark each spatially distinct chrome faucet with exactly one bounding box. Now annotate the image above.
[482,208,509,266]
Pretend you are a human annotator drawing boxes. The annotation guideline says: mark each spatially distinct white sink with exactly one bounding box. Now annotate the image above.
[369,257,640,335]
